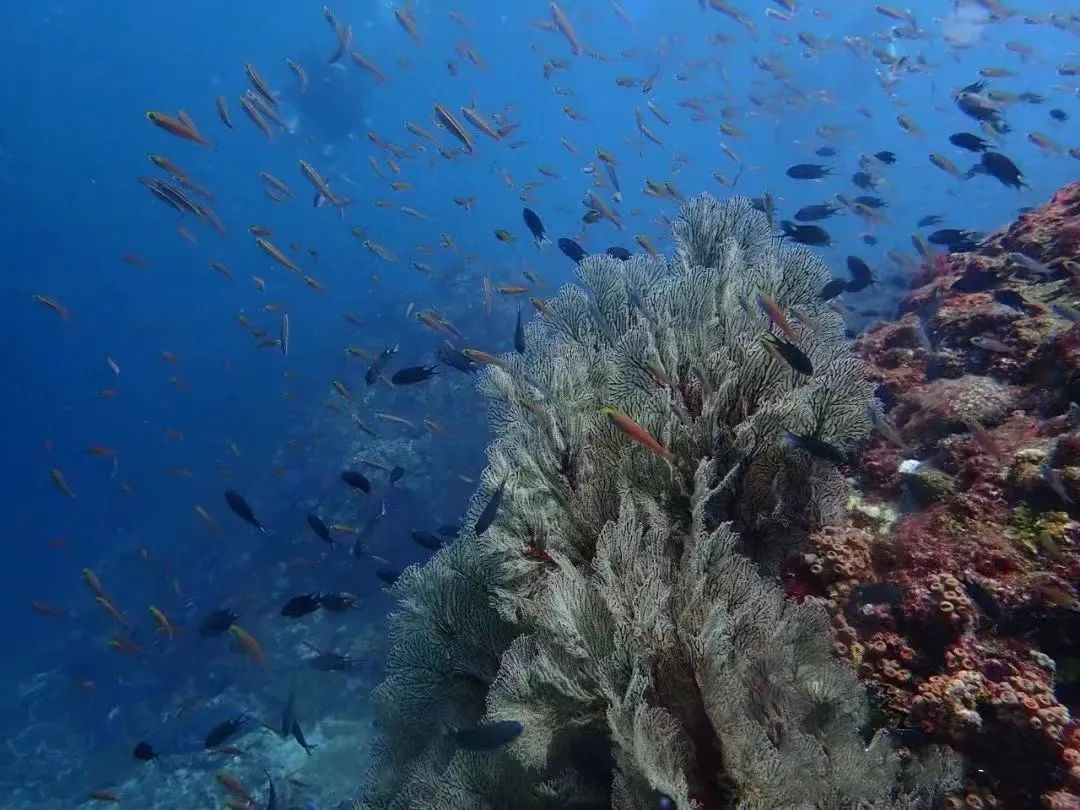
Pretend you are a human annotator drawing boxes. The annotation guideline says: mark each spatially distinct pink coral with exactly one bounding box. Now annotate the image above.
[786,182,1080,809]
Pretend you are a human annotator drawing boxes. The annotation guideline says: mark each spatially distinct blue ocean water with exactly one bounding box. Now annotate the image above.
[0,0,1075,805]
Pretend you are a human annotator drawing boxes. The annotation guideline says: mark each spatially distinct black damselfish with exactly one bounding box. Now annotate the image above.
[224,490,265,533]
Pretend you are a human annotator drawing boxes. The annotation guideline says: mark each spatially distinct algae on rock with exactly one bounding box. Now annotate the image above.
[361,195,960,809]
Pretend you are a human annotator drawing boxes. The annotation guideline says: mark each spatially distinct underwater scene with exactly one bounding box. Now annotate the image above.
[2,0,1080,807]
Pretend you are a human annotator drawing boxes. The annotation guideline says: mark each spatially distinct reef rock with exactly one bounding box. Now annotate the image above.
[789,183,1080,808]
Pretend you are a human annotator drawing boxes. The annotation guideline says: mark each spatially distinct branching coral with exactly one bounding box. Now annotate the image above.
[361,196,960,809]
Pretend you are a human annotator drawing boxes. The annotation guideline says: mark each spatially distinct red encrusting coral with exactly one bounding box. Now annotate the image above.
[787,183,1080,807]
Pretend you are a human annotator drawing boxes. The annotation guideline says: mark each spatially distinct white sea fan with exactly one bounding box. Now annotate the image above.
[360,196,959,809]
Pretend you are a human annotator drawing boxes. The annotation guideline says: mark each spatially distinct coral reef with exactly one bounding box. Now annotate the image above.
[788,183,1080,807]
[362,196,959,808]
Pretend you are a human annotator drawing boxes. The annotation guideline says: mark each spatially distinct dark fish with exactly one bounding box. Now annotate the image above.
[1019,91,1044,104]
[279,693,316,755]
[992,289,1026,311]
[307,650,361,672]
[605,246,631,260]
[928,228,981,247]
[514,309,526,354]
[390,466,405,484]
[849,583,903,608]
[793,203,838,222]
[366,344,399,385]
[376,567,402,586]
[853,195,887,209]
[320,591,358,611]
[782,431,847,464]
[780,221,831,246]
[1049,108,1068,122]
[290,719,316,755]
[204,713,250,749]
[962,579,1004,626]
[522,208,550,249]
[437,524,461,538]
[845,256,875,292]
[391,364,438,385]
[452,719,523,750]
[761,334,814,375]
[557,237,588,263]
[851,171,876,190]
[224,490,265,533]
[411,530,443,550]
[785,163,831,180]
[949,132,989,152]
[281,593,323,618]
[474,473,509,535]
[436,343,476,374]
[917,214,943,227]
[133,741,158,762]
[954,82,1009,132]
[873,150,896,165]
[341,470,371,493]
[966,151,1027,189]
[265,771,279,810]
[814,145,837,157]
[307,514,332,544]
[819,278,847,301]
[198,608,238,637]
[280,691,297,737]
[861,234,878,246]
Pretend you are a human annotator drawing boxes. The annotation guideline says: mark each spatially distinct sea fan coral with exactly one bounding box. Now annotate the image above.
[361,196,960,809]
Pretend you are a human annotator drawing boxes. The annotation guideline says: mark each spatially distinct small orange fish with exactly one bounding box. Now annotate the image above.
[217,772,254,804]
[351,50,388,82]
[634,234,658,257]
[87,789,122,803]
[216,95,233,129]
[146,111,211,146]
[755,293,798,342]
[96,596,130,628]
[364,240,399,263]
[51,468,76,498]
[32,294,70,319]
[149,606,175,639]
[550,2,583,55]
[147,153,187,177]
[461,349,508,369]
[109,634,145,655]
[374,412,414,427]
[121,254,151,269]
[433,103,474,153]
[82,568,106,598]
[601,406,672,460]
[394,6,422,44]
[229,624,266,664]
[256,237,303,273]
[30,600,65,619]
